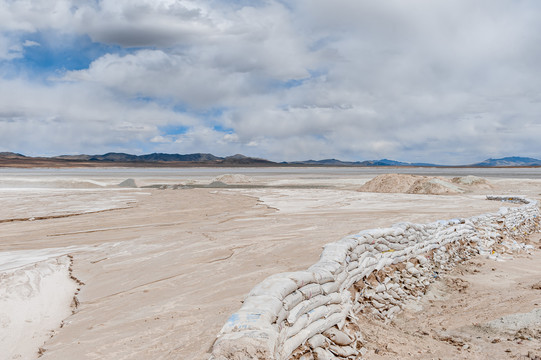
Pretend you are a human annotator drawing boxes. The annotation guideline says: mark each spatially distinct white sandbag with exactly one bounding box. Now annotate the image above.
[359,256,378,268]
[321,281,340,295]
[307,304,332,322]
[353,243,371,255]
[220,310,277,333]
[287,294,331,324]
[359,265,377,279]
[276,307,288,326]
[309,261,343,275]
[346,265,364,279]
[307,334,327,349]
[249,277,298,300]
[212,330,278,360]
[328,344,357,357]
[346,260,359,271]
[284,313,308,339]
[386,305,401,318]
[283,290,304,311]
[390,249,407,259]
[374,257,394,271]
[366,228,387,239]
[299,283,323,300]
[298,352,314,360]
[240,295,283,322]
[375,243,390,252]
[388,242,406,250]
[280,313,343,360]
[286,271,316,287]
[341,275,361,291]
[323,327,353,346]
[313,347,337,360]
[320,243,350,264]
[371,299,385,309]
[313,268,334,284]
[335,269,348,284]
[338,237,359,249]
[287,303,342,341]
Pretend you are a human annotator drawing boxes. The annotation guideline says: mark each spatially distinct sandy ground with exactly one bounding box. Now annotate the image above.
[0,168,540,360]
[360,233,541,360]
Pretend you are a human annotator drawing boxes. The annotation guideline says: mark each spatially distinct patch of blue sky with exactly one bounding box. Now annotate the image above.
[132,140,158,154]
[213,124,234,133]
[271,69,327,90]
[311,134,327,141]
[308,35,339,52]
[5,30,124,80]
[282,78,306,88]
[196,106,227,119]
[159,124,190,136]
[132,96,159,104]
[172,103,190,114]
[307,68,328,78]
[173,103,228,122]
[211,0,267,10]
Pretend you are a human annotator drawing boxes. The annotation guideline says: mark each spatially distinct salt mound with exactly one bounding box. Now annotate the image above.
[409,177,464,195]
[213,174,254,184]
[452,175,492,189]
[358,174,419,193]
[118,178,137,188]
[358,174,464,195]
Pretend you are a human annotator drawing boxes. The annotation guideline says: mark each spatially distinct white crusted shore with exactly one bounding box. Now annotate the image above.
[1,168,540,360]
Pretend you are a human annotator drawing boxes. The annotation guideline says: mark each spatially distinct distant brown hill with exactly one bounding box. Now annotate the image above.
[0,152,277,168]
[0,152,539,168]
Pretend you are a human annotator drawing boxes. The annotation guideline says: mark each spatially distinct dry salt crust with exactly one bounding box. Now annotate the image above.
[0,256,77,360]
[0,188,142,222]
[0,169,540,360]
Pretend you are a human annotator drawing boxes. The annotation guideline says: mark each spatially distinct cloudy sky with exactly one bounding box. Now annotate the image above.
[1,0,540,164]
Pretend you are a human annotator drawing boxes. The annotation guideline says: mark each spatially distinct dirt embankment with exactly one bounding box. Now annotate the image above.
[358,174,492,195]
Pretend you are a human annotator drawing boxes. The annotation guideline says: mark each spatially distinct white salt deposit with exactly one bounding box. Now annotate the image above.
[0,256,77,359]
[0,188,140,222]
[0,246,89,272]
[213,174,254,184]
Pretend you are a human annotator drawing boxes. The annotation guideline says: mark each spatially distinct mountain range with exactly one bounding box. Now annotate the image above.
[0,152,539,167]
[470,157,541,167]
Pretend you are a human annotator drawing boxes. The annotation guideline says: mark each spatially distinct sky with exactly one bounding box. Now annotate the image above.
[1,0,541,164]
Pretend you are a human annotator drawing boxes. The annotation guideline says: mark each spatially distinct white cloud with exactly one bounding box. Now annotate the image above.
[72,0,217,47]
[150,135,174,144]
[22,40,40,47]
[0,35,22,60]
[0,79,196,155]
[1,0,541,163]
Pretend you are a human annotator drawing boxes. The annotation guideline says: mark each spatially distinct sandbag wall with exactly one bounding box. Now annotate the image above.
[210,196,539,360]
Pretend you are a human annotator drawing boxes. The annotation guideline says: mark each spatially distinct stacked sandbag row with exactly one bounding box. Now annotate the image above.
[350,239,478,323]
[210,196,539,360]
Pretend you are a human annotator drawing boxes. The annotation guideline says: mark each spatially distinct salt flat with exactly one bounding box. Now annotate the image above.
[0,167,539,360]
